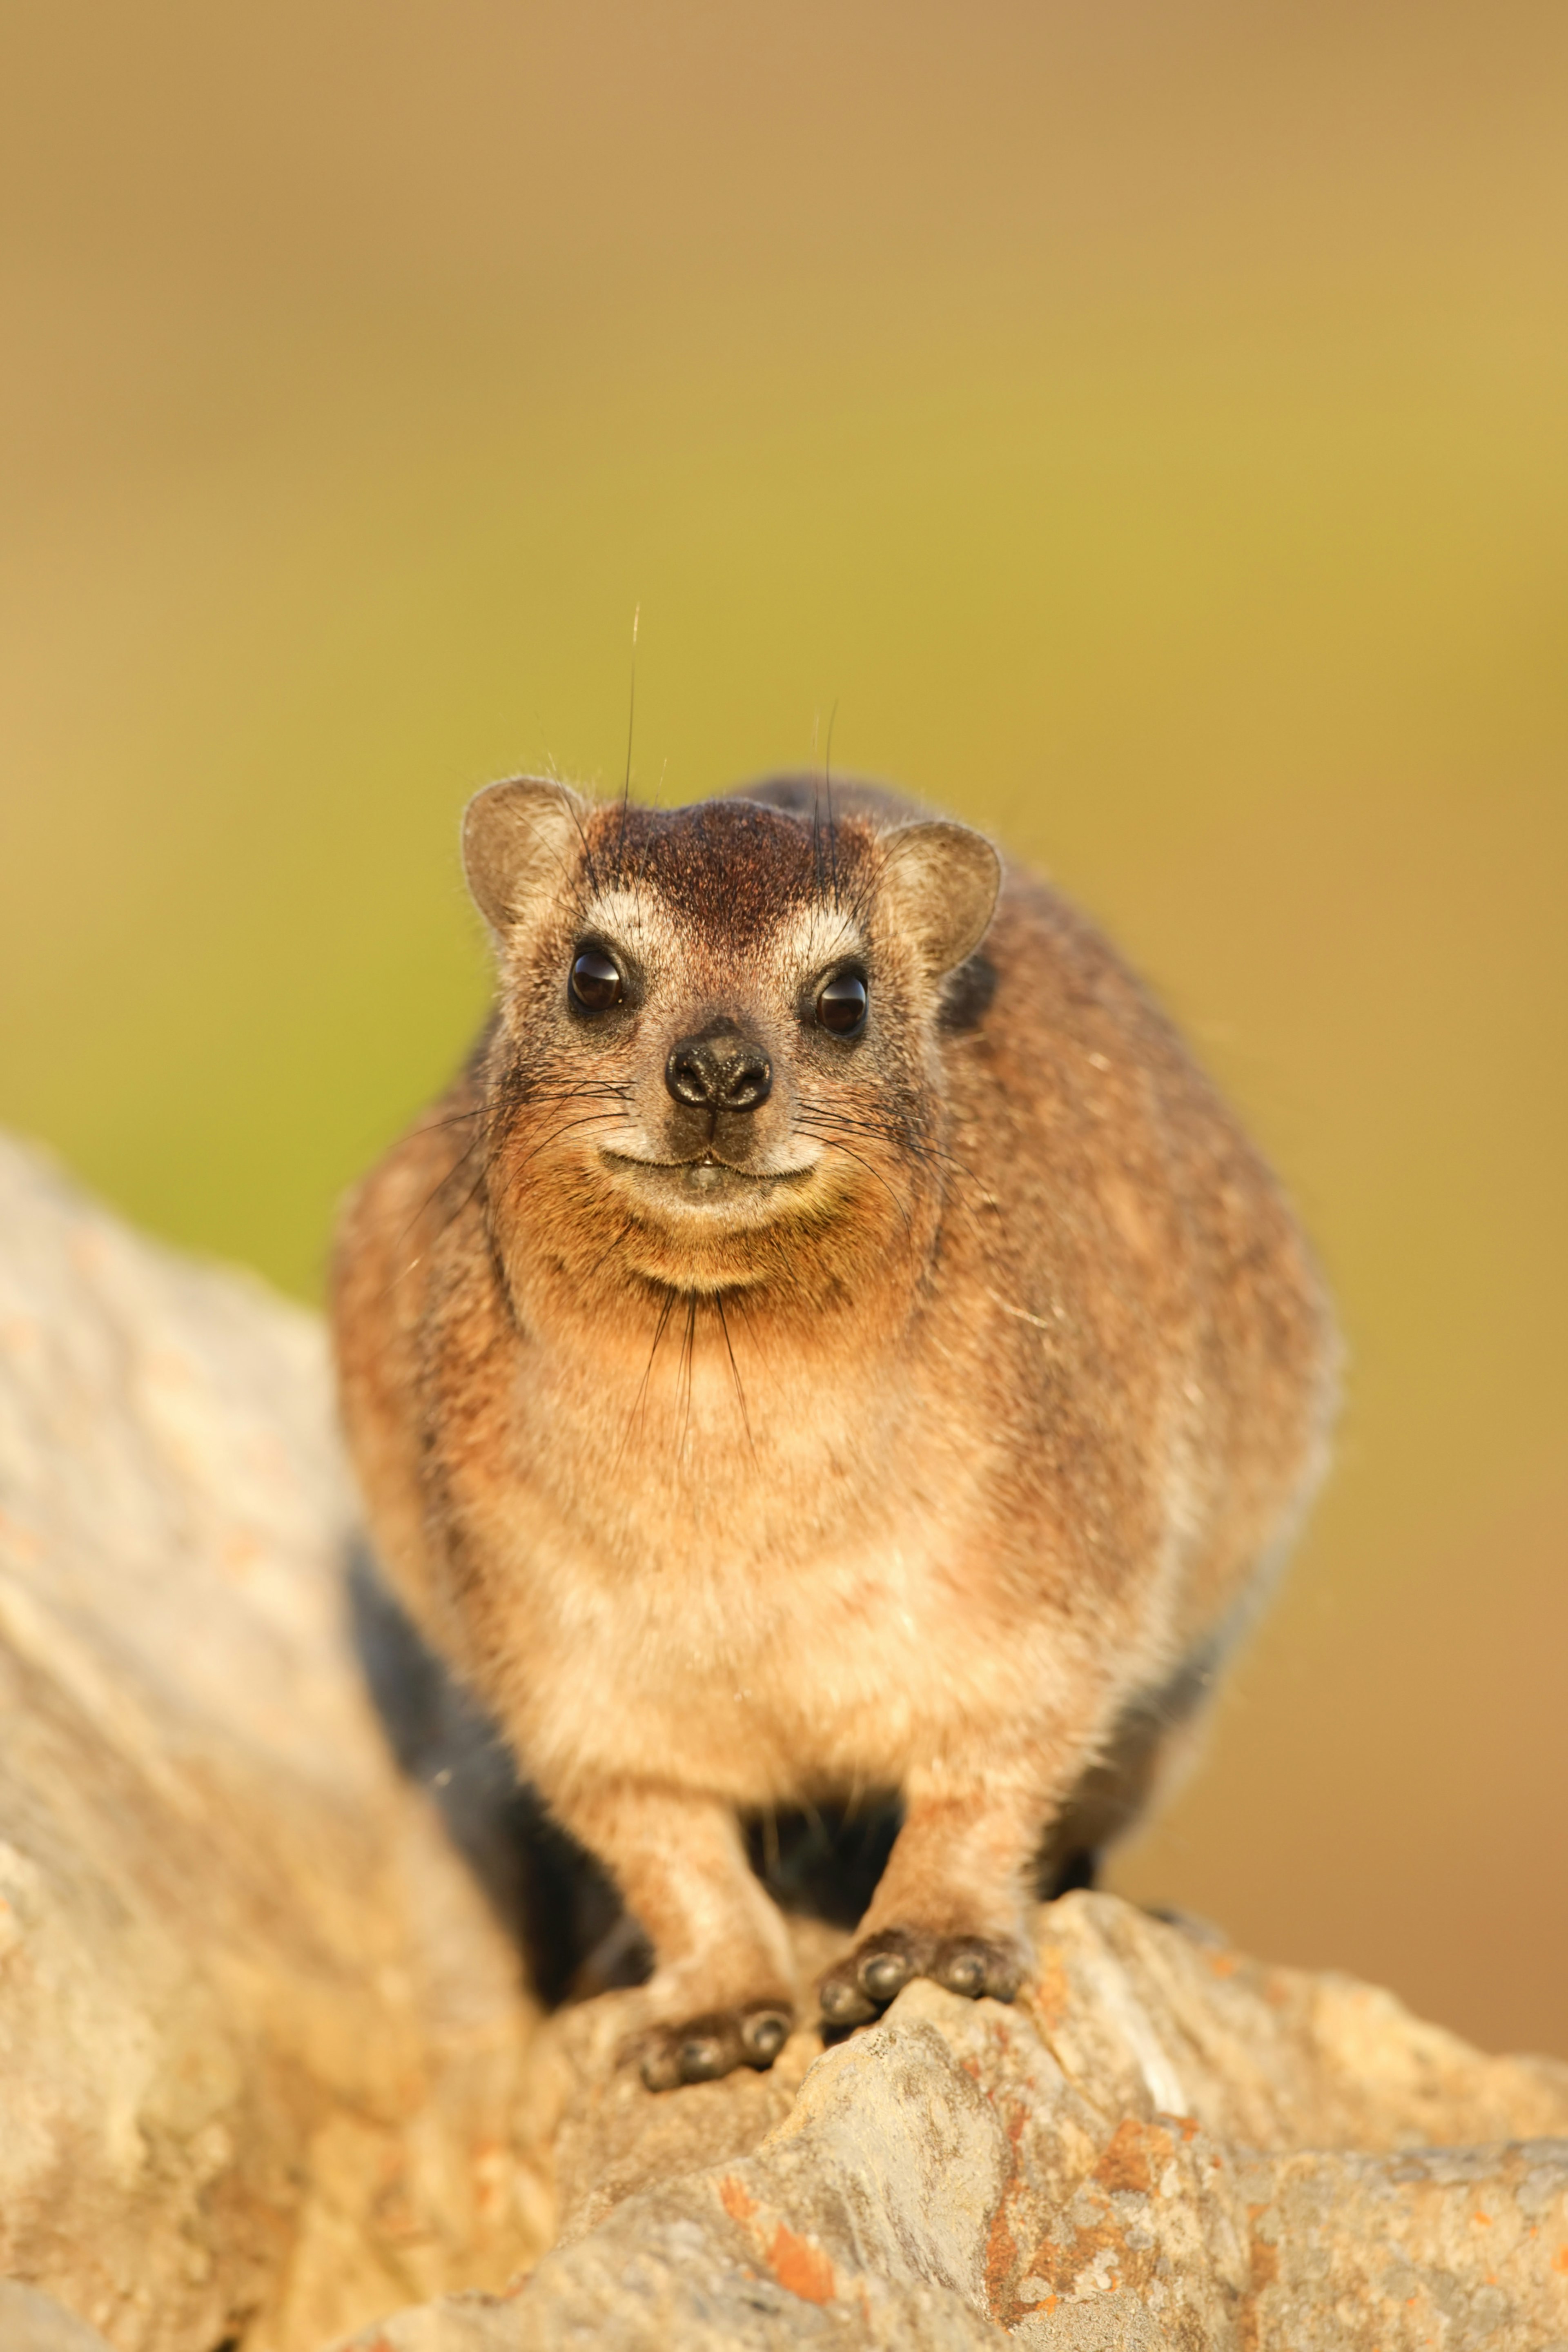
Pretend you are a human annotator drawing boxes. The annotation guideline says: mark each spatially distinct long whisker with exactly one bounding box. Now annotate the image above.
[564,796,602,898]
[794,1107,982,1189]
[678,1290,698,1457]
[616,603,639,883]
[501,1105,627,1180]
[824,699,840,909]
[403,1105,485,1141]
[400,1158,490,1279]
[713,1289,755,1456]
[382,1120,491,1276]
[794,1131,912,1236]
[622,1284,679,1458]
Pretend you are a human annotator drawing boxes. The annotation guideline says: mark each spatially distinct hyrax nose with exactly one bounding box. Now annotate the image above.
[664,1022,773,1114]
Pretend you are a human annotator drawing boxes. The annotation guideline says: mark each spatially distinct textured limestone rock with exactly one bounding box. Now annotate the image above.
[0,2280,119,2352]
[342,1895,1568,2350]
[0,1137,548,2351]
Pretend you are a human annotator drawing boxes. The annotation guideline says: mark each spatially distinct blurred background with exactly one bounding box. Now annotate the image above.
[2,1,1564,2053]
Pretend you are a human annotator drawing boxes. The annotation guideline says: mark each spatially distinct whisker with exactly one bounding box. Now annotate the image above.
[419,1160,490,1260]
[403,1105,485,1141]
[501,1106,626,1180]
[713,1289,755,1456]
[383,1121,491,1271]
[616,602,639,883]
[798,1134,913,1236]
[823,700,840,910]
[621,1284,679,1459]
[794,1107,982,1188]
[564,796,602,898]
[678,1290,698,1457]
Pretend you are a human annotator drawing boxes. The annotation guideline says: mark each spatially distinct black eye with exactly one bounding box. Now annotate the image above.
[815,970,868,1036]
[570,947,624,1012]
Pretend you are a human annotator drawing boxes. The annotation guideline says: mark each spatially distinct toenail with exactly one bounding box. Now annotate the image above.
[640,2043,681,2092]
[820,1977,875,2024]
[743,2013,788,2062]
[680,2036,726,2080]
[861,1952,910,2002]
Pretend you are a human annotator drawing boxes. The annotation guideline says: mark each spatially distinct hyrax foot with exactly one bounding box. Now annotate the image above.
[635,1999,794,2091]
[817,1927,1023,2026]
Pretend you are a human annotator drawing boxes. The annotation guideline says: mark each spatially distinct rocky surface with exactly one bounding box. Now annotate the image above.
[3,1131,1567,2352]
[0,1138,548,2351]
[347,1895,1568,2351]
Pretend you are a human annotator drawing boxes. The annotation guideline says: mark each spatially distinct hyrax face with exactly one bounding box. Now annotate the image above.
[461,781,1000,1295]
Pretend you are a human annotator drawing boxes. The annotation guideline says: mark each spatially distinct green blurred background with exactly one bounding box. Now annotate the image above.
[3,2,1564,2051]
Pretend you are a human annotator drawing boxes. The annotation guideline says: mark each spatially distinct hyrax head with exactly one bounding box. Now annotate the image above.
[462,777,1000,1296]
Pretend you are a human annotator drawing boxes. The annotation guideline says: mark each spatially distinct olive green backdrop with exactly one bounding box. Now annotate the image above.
[3,2,1564,2051]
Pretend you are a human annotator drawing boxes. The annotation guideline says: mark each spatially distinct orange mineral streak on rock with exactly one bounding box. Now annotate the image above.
[719,2174,758,2226]
[1025,2213,1137,2303]
[768,2223,836,2305]
[984,2202,1020,2318]
[1093,2116,1157,2197]
[1239,2207,1283,2352]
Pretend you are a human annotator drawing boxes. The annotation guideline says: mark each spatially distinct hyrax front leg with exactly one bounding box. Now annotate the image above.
[554,1776,797,2090]
[816,1763,1052,2025]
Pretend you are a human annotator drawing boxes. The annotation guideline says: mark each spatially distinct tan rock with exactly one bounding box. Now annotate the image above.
[341,1897,1568,2349]
[0,1138,547,2351]
[0,2280,119,2352]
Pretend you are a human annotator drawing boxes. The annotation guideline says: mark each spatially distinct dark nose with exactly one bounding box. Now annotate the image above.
[665,1023,773,1114]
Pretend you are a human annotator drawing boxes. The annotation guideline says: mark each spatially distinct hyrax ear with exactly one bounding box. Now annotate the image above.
[462,777,589,933]
[878,820,1002,976]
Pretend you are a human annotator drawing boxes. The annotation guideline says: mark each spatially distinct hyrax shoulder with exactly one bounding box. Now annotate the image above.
[332,773,1336,2089]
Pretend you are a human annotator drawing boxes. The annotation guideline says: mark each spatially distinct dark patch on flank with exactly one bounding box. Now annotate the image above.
[940,951,998,1033]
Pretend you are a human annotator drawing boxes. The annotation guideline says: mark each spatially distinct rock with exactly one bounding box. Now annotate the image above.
[0,1137,548,2351]
[3,1131,1567,2352]
[341,1895,1568,2350]
[0,2281,119,2352]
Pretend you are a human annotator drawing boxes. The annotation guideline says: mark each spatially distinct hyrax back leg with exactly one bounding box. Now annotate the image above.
[552,1776,797,2090]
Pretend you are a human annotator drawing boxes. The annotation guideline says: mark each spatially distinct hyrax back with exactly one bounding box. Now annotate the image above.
[332,774,1335,2088]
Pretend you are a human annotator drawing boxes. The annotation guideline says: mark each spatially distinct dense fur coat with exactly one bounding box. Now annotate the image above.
[332,775,1336,2087]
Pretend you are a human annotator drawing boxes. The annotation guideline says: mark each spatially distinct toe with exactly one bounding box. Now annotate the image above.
[676,2024,734,2081]
[940,1938,987,1994]
[738,2005,792,2067]
[637,2016,737,2089]
[638,2031,686,2092]
[817,1927,1025,2030]
[934,1936,1020,2001]
[854,1927,933,2005]
[818,1970,877,2025]
[860,1948,913,2002]
[818,1929,933,2026]
[636,1999,794,2091]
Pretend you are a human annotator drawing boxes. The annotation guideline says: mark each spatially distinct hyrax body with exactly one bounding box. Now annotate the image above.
[332,775,1335,2089]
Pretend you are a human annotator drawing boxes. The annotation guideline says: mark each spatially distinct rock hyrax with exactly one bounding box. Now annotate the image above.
[332,775,1336,2089]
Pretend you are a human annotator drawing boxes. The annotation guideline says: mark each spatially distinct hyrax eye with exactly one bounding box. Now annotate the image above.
[815,971,869,1036]
[569,948,624,1012]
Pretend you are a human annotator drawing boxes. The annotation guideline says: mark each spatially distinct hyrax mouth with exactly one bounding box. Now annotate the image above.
[600,1152,816,1216]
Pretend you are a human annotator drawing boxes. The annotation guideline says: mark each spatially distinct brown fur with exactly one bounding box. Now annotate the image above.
[331,774,1336,2086]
